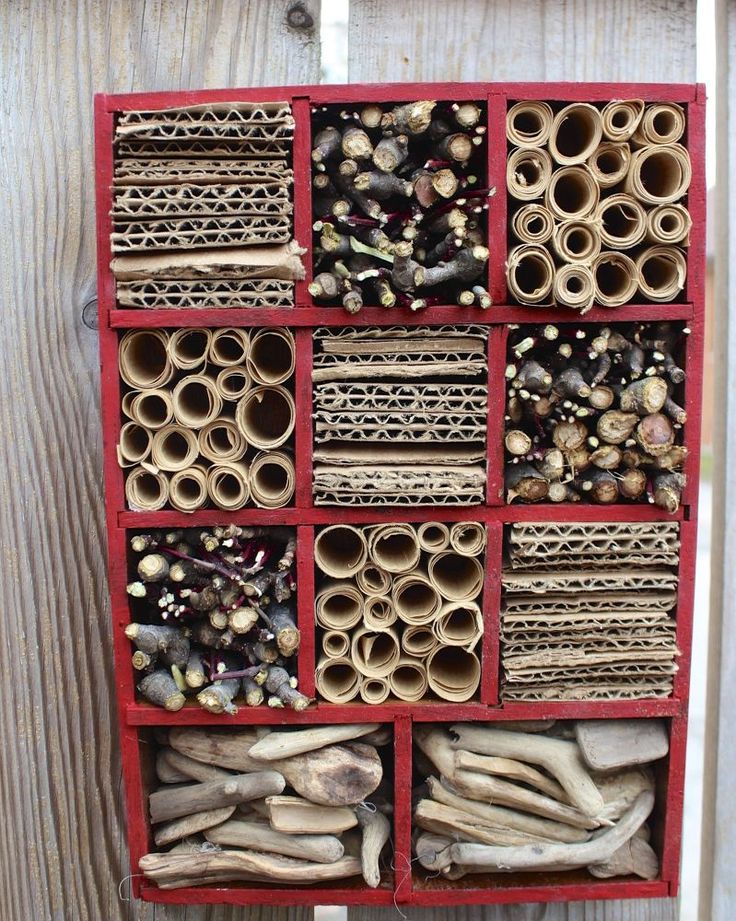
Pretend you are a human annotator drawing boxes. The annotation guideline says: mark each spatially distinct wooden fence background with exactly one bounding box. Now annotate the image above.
[0,1,710,919]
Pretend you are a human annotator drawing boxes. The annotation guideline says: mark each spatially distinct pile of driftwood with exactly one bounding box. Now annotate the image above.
[313,325,488,505]
[505,322,687,510]
[140,725,391,890]
[125,527,309,714]
[506,99,691,309]
[110,101,304,308]
[314,522,485,704]
[501,522,680,700]
[414,720,668,881]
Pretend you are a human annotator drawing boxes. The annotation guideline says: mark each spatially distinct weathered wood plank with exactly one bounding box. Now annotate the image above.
[0,2,318,920]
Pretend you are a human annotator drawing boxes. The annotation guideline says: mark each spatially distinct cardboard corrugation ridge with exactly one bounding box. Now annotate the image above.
[112,183,292,219]
[313,382,488,413]
[117,279,294,309]
[113,160,293,185]
[116,138,291,158]
[110,214,292,252]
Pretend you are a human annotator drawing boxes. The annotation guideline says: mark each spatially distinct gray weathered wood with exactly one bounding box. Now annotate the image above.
[0,2,318,920]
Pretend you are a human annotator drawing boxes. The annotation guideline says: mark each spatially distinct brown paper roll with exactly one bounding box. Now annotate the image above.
[449,522,486,556]
[351,627,401,679]
[433,600,483,650]
[247,327,295,385]
[600,99,644,141]
[119,330,173,389]
[636,246,687,302]
[360,677,390,705]
[322,630,351,659]
[506,147,553,201]
[315,656,361,704]
[198,419,248,463]
[172,375,223,428]
[426,646,481,702]
[392,574,442,626]
[428,551,483,601]
[417,522,451,554]
[389,657,428,702]
[129,389,174,430]
[169,465,209,512]
[506,101,554,147]
[402,625,439,658]
[587,142,631,188]
[118,422,153,466]
[511,204,555,245]
[207,462,251,510]
[506,244,555,305]
[151,424,200,472]
[168,328,212,371]
[216,367,252,401]
[235,385,295,449]
[553,264,596,312]
[646,204,692,245]
[315,526,368,579]
[209,328,250,367]
[315,581,364,630]
[551,220,602,264]
[125,466,169,510]
[250,450,295,508]
[548,103,603,165]
[121,390,139,419]
[633,103,686,145]
[625,144,692,205]
[369,524,421,574]
[592,252,638,308]
[596,193,647,250]
[363,594,397,630]
[544,166,599,220]
[356,564,392,595]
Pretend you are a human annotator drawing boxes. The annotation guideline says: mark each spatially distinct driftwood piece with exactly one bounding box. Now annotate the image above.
[453,750,569,802]
[575,719,670,771]
[204,818,345,863]
[246,724,381,761]
[153,806,236,847]
[162,748,233,783]
[414,799,558,847]
[265,795,358,834]
[149,772,285,824]
[594,766,656,821]
[156,751,189,784]
[587,833,659,879]
[356,807,391,888]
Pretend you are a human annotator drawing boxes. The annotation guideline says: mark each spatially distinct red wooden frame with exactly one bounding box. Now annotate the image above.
[95,81,705,907]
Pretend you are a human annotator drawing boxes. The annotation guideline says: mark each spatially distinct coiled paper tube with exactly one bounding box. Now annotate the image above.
[646,204,692,245]
[356,564,392,595]
[601,99,644,142]
[417,522,451,554]
[151,424,199,472]
[198,419,247,463]
[121,390,138,419]
[506,147,553,201]
[426,646,481,702]
[625,144,692,205]
[216,367,252,401]
[125,466,169,511]
[168,328,212,371]
[392,574,442,626]
[360,677,390,705]
[369,524,421,574]
[449,522,486,556]
[236,385,295,449]
[506,101,554,147]
[596,193,647,250]
[548,103,603,165]
[118,422,152,467]
[322,630,351,659]
[592,252,638,308]
[389,657,428,702]
[315,580,364,630]
[506,244,555,305]
[351,627,401,679]
[247,327,295,385]
[511,204,555,245]
[428,551,483,602]
[250,450,295,508]
[207,462,251,510]
[553,264,596,312]
[551,220,602,264]
[315,525,368,579]
[402,625,439,658]
[544,166,600,220]
[636,246,687,302]
[128,389,174,430]
[172,375,223,428]
[634,103,686,145]
[433,601,483,651]
[587,142,631,188]
[119,330,173,389]
[316,656,361,704]
[363,595,397,630]
[209,328,250,367]
[169,465,209,512]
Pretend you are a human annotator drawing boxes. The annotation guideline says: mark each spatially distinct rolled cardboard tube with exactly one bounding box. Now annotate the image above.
[646,204,692,245]
[392,574,442,626]
[428,551,483,602]
[511,204,555,245]
[206,462,251,510]
[634,103,686,145]
[356,564,392,595]
[209,328,250,367]
[449,522,486,556]
[121,390,139,419]
[118,421,153,466]
[247,327,295,385]
[433,601,483,650]
[625,144,691,205]
[592,252,638,308]
[351,626,401,679]
[172,375,223,428]
[322,630,351,659]
[198,418,247,463]
[402,625,439,658]
[315,656,361,704]
[553,264,596,312]
[315,525,368,579]
[636,246,687,302]
[369,524,421,574]
[426,645,481,702]
[120,330,173,389]
[235,385,295,450]
[249,450,295,508]
[506,101,554,147]
[216,367,252,401]
[151,424,200,472]
[363,594,397,630]
[544,166,599,220]
[389,657,428,702]
[168,328,212,371]
[129,389,175,430]
[417,522,451,554]
[315,581,364,630]
[548,103,603,165]
[587,141,631,188]
[360,677,390,705]
[125,465,169,511]
[169,465,209,512]
[506,147,553,201]
[596,193,647,250]
[551,221,601,264]
[506,244,555,305]
[601,99,644,141]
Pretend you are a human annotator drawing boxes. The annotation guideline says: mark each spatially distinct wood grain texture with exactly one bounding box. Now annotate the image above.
[0,2,318,920]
